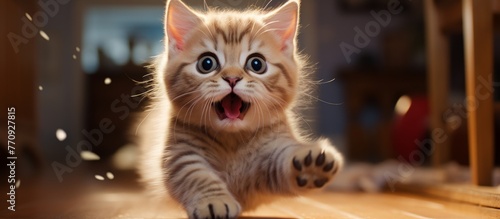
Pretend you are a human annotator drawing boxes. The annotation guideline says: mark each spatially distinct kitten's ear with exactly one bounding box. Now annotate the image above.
[264,0,299,52]
[165,0,201,51]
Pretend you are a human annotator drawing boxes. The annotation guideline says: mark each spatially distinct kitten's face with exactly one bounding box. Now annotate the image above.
[163,0,300,132]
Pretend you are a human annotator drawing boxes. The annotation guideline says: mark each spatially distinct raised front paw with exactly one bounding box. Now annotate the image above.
[189,195,241,219]
[292,139,343,189]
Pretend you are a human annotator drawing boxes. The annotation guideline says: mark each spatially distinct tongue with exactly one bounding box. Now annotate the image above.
[221,94,242,119]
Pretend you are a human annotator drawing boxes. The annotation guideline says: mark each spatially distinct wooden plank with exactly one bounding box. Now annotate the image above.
[396,183,500,210]
[462,0,495,186]
[311,192,500,219]
[4,181,500,219]
[424,0,451,166]
[312,193,451,219]
[390,192,500,218]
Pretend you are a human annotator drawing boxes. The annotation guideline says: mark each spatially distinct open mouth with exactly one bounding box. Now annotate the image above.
[214,93,250,120]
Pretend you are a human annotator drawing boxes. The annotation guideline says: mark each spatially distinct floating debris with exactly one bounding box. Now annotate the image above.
[95,175,105,181]
[106,172,114,180]
[72,54,77,60]
[112,144,137,170]
[25,13,32,21]
[39,30,50,41]
[80,151,100,161]
[38,85,43,91]
[15,180,21,188]
[56,129,67,141]
[76,47,80,52]
[104,77,112,85]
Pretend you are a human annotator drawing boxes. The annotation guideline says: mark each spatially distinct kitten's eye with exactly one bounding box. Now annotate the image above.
[246,54,267,74]
[197,53,219,74]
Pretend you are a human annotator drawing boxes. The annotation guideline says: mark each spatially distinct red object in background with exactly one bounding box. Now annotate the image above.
[392,95,429,161]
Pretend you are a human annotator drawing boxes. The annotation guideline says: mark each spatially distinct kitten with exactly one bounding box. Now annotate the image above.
[138,0,343,218]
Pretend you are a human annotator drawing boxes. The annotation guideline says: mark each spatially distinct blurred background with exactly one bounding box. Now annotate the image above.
[1,0,500,211]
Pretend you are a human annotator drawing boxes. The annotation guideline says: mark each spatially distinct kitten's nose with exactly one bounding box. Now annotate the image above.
[223,77,242,88]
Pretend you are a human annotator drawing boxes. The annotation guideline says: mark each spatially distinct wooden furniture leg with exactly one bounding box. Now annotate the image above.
[425,0,451,166]
[462,0,494,186]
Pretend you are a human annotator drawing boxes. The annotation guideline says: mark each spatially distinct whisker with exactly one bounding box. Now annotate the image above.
[303,93,344,106]
[312,77,336,85]
[173,93,204,138]
[249,96,264,142]
[203,0,208,10]
[184,95,204,124]
[134,105,157,135]
[170,90,199,103]
[201,21,216,43]
[254,20,279,38]
[264,0,273,9]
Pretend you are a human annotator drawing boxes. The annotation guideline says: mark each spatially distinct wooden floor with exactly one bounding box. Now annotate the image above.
[2,177,499,219]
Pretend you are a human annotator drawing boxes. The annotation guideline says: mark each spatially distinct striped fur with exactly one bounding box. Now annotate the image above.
[137,0,343,218]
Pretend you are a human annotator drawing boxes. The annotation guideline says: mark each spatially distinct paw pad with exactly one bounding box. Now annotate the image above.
[292,147,341,189]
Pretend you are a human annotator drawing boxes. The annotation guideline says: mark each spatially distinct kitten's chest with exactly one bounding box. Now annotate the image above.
[210,142,256,163]
[206,141,262,174]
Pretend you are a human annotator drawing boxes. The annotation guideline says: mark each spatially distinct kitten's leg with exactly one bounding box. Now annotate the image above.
[165,150,241,219]
[290,139,343,189]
